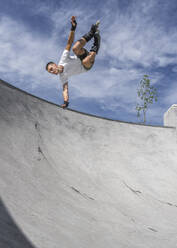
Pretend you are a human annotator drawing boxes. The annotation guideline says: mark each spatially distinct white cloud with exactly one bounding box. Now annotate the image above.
[172,66,177,73]
[101,1,177,69]
[163,85,177,106]
[0,15,62,89]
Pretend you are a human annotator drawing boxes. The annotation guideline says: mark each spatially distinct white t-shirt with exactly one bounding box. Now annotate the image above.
[58,49,87,85]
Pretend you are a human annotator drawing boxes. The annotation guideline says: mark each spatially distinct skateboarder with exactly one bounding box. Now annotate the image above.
[46,16,101,108]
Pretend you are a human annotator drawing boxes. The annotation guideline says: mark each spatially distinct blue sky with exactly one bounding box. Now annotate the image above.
[1,0,177,125]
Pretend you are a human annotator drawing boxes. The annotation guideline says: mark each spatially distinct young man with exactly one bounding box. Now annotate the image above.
[46,16,101,108]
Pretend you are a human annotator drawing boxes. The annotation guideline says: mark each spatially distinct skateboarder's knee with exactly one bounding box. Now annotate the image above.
[82,56,95,68]
[72,46,79,55]
[83,52,95,64]
[89,51,96,58]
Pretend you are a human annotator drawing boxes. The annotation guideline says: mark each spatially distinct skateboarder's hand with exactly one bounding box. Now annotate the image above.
[71,16,77,31]
[61,101,69,109]
[71,16,76,23]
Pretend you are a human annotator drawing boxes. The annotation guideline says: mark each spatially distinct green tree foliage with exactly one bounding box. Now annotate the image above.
[136,75,157,124]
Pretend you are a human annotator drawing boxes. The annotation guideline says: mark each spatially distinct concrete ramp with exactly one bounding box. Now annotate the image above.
[0,79,177,248]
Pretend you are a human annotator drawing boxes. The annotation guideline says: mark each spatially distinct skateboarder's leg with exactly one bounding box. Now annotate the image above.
[90,31,101,54]
[82,32,101,70]
[82,52,96,69]
[72,38,87,56]
[72,23,98,56]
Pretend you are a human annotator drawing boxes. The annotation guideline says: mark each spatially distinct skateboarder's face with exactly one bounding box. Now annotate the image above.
[47,63,59,75]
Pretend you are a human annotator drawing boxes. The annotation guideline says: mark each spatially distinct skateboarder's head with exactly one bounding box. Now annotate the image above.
[46,62,63,75]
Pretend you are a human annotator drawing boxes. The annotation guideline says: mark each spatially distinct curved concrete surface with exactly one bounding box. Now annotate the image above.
[0,79,177,248]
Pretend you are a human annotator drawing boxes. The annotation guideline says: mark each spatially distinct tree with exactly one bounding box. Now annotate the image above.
[136,75,157,124]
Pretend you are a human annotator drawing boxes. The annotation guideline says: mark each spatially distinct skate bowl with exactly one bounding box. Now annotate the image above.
[0,79,177,248]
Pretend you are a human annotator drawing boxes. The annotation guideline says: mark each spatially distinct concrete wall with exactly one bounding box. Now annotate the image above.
[164,104,177,128]
[1,79,177,248]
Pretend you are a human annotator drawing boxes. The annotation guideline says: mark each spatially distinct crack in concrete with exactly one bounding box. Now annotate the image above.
[71,187,95,201]
[148,227,158,232]
[123,181,142,196]
[35,122,51,164]
[159,199,177,208]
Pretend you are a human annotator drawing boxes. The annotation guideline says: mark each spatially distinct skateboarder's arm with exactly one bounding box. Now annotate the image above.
[62,82,69,102]
[65,16,77,51]
[61,82,69,108]
[65,31,75,51]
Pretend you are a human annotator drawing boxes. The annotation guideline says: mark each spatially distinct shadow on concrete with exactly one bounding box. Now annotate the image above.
[0,198,36,248]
